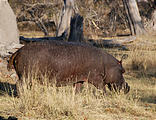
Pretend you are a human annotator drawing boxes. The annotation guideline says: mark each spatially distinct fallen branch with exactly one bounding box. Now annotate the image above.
[88,36,136,50]
[19,32,67,44]
[20,34,135,50]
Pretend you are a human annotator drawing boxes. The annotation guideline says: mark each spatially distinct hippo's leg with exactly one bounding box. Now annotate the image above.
[16,80,23,97]
[91,81,107,94]
[73,81,85,93]
[103,85,107,94]
[15,74,24,97]
[107,83,125,93]
[107,83,113,91]
[113,83,118,92]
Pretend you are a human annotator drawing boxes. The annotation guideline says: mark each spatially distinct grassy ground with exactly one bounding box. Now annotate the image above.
[0,33,156,120]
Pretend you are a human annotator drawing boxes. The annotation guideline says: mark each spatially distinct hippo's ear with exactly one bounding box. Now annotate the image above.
[121,54,128,61]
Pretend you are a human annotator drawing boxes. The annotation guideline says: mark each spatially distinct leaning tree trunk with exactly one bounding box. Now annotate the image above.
[150,1,156,31]
[150,10,156,31]
[0,0,22,57]
[123,0,146,35]
[56,0,74,38]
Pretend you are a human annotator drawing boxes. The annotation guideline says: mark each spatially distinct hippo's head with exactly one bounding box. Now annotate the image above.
[105,59,130,94]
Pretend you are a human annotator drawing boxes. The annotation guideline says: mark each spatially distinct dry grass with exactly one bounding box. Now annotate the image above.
[0,75,155,120]
[0,34,156,120]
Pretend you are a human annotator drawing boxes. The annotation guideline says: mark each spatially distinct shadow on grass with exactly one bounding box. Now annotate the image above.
[0,82,17,97]
[0,116,17,120]
[140,96,156,104]
[128,69,156,80]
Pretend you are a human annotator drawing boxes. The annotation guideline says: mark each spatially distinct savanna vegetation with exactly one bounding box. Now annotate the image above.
[0,0,156,120]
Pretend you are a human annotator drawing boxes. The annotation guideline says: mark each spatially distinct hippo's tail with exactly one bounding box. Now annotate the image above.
[7,50,19,71]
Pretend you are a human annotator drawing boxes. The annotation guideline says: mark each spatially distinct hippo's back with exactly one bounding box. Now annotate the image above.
[11,41,108,83]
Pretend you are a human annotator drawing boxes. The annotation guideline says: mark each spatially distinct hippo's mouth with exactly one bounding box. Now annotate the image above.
[118,82,130,94]
[122,82,130,94]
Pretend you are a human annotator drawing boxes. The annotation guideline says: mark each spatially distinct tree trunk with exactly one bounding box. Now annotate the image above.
[0,0,22,57]
[56,0,74,37]
[123,0,135,35]
[68,14,84,42]
[152,0,156,31]
[151,9,156,31]
[123,0,146,35]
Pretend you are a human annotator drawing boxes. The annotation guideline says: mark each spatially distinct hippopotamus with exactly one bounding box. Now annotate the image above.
[7,41,130,95]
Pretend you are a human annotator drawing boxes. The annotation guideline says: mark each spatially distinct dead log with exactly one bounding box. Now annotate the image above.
[20,34,135,50]
[19,32,66,44]
[88,36,136,49]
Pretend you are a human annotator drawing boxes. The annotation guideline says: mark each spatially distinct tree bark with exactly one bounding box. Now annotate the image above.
[68,14,84,42]
[151,9,156,31]
[123,0,146,35]
[151,0,156,31]
[56,0,74,37]
[123,0,135,35]
[0,0,22,57]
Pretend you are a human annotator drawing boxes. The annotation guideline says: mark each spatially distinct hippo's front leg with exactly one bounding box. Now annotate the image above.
[73,81,85,93]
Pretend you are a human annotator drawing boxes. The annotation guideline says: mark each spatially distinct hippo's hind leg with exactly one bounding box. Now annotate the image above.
[107,83,113,91]
[15,75,24,97]
[16,80,23,97]
[73,81,85,93]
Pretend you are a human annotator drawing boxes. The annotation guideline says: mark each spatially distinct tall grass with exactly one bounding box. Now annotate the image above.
[0,73,155,120]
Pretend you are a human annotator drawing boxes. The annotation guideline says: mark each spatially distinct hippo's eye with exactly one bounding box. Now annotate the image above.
[118,67,125,74]
[121,68,125,73]
[118,61,122,64]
